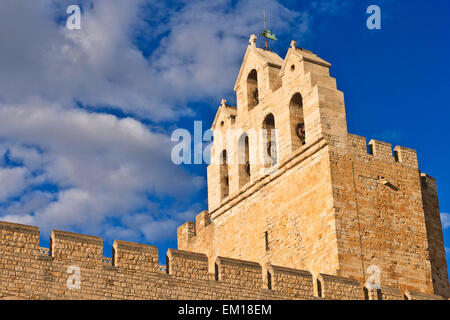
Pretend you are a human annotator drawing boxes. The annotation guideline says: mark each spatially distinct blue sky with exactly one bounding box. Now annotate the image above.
[0,0,449,273]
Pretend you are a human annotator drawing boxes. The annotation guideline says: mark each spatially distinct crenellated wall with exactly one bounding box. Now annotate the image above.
[329,133,446,296]
[0,220,443,300]
[180,132,450,298]
[2,40,448,301]
[189,39,448,299]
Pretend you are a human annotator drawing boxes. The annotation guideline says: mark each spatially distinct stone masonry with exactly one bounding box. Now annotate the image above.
[178,36,450,298]
[0,220,444,300]
[0,36,448,300]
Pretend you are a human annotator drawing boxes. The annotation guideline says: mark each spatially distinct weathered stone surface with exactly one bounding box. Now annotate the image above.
[178,37,450,299]
[0,37,448,300]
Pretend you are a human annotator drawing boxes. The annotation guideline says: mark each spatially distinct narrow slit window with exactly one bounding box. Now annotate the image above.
[220,150,229,199]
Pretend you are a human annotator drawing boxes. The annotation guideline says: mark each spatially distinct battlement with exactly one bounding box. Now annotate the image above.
[167,249,211,281]
[195,210,211,233]
[178,210,212,243]
[215,256,262,289]
[113,240,159,273]
[317,273,362,300]
[51,229,103,264]
[0,221,39,254]
[269,266,314,299]
[347,133,418,169]
[0,220,445,300]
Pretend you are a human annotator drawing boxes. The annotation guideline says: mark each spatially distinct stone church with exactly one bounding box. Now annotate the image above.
[178,35,450,298]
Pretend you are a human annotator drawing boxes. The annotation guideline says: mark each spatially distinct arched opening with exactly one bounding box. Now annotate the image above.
[289,93,306,150]
[247,69,259,109]
[220,150,229,199]
[262,113,277,167]
[238,133,250,187]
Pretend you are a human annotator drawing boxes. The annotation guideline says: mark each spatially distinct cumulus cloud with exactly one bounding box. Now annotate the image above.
[0,191,55,219]
[0,0,316,243]
[0,167,31,201]
[441,213,450,229]
[0,0,309,121]
[0,0,182,120]
[150,0,308,104]
[0,102,204,237]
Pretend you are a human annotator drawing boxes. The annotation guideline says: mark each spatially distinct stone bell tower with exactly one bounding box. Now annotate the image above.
[178,35,449,297]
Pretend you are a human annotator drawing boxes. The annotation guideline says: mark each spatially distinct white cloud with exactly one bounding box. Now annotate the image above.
[441,213,450,229]
[0,0,310,120]
[0,0,185,120]
[0,167,30,201]
[0,102,204,237]
[0,191,55,218]
[151,0,308,105]
[0,0,312,243]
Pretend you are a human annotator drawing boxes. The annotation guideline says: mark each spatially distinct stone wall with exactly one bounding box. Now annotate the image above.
[1,220,442,300]
[180,133,450,297]
[420,173,450,297]
[187,40,450,299]
[329,134,445,295]
[180,137,341,279]
[1,40,448,301]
